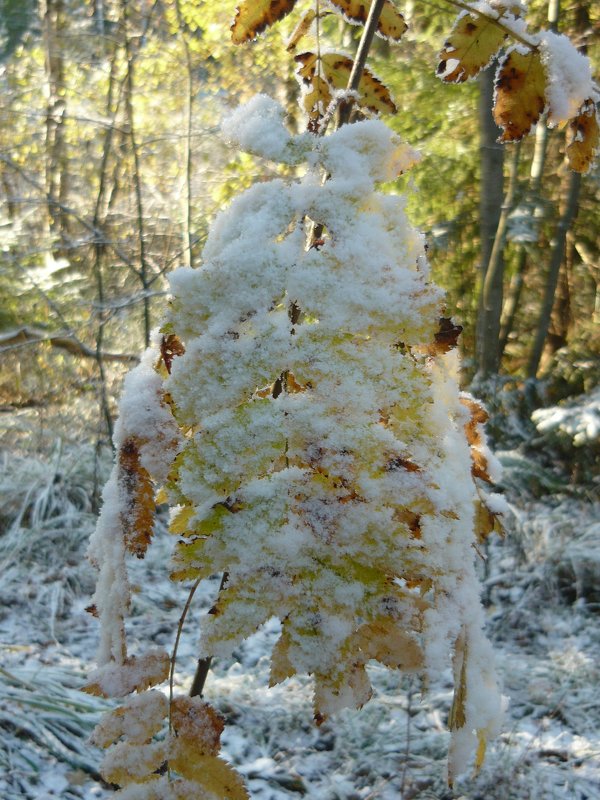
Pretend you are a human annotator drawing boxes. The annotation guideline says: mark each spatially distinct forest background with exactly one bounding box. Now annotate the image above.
[0,1,599,799]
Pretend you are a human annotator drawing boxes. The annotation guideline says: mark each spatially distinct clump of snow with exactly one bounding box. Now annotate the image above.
[532,386,600,447]
[539,31,598,125]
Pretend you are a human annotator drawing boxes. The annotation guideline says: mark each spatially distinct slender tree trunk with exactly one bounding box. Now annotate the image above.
[475,65,504,376]
[175,0,194,269]
[527,170,581,378]
[40,0,69,248]
[122,0,151,347]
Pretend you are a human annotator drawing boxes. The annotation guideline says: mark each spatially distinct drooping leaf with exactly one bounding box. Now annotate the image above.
[301,74,334,124]
[172,755,250,799]
[326,0,407,42]
[119,436,155,558]
[170,696,225,760]
[100,740,167,785]
[269,629,297,685]
[437,11,506,83]
[231,0,297,45]
[493,48,546,141]
[295,52,396,116]
[84,650,171,697]
[90,690,168,748]
[566,98,599,174]
[354,618,424,670]
[286,6,316,52]
[321,53,397,115]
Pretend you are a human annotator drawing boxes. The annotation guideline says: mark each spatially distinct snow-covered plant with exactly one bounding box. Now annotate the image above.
[85,2,597,797]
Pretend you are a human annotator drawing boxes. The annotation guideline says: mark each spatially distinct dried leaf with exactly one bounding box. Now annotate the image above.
[431,316,463,355]
[437,12,506,83]
[327,0,407,42]
[119,436,155,558]
[460,395,492,483]
[160,333,185,374]
[231,0,297,45]
[493,48,546,142]
[566,98,599,174]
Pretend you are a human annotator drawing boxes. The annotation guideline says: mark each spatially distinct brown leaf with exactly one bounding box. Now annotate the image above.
[493,48,546,142]
[160,333,185,374]
[231,0,297,45]
[171,756,250,799]
[460,395,492,483]
[327,0,407,42]
[119,436,155,558]
[437,12,506,83]
[427,316,463,356]
[566,98,599,174]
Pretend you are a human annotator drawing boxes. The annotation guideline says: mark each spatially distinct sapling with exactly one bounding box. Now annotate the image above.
[86,1,598,797]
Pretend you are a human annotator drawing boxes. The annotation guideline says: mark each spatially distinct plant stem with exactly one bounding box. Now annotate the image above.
[337,0,386,127]
[189,572,229,698]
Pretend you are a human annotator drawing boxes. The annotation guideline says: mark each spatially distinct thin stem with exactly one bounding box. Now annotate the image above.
[337,0,386,127]
[189,572,229,698]
[169,578,202,729]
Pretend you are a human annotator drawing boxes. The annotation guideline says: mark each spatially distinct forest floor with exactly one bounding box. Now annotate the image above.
[1,394,599,800]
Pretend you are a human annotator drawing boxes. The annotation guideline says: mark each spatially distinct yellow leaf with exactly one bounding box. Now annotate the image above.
[493,48,546,142]
[295,52,396,116]
[170,696,224,759]
[83,651,171,698]
[286,7,316,52]
[231,0,297,45]
[269,629,297,685]
[301,75,334,123]
[437,12,506,83]
[172,755,249,799]
[566,98,599,174]
[475,729,487,771]
[170,504,195,535]
[100,741,166,785]
[321,53,397,115]
[326,0,407,42]
[354,618,424,671]
[90,690,168,748]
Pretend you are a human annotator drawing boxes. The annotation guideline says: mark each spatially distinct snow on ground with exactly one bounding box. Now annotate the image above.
[1,403,599,800]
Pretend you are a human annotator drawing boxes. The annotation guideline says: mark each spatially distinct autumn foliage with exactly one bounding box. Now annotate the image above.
[87,2,598,798]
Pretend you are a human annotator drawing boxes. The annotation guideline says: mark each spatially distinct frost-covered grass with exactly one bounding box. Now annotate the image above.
[1,399,600,799]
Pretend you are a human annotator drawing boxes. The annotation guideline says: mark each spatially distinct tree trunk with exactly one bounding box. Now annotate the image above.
[475,65,504,376]
[40,0,69,247]
[527,169,581,378]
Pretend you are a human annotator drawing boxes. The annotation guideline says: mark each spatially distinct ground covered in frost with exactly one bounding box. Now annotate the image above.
[1,393,599,800]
